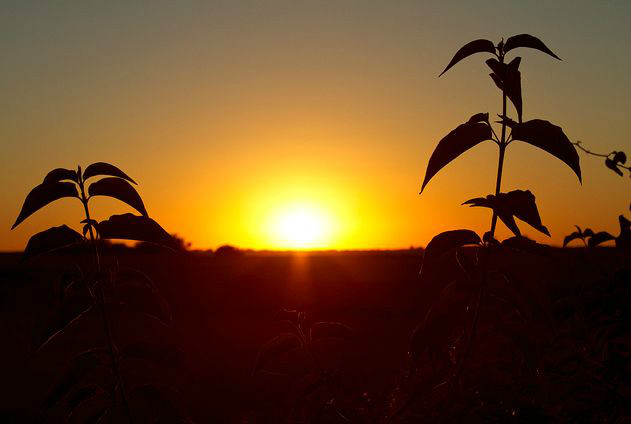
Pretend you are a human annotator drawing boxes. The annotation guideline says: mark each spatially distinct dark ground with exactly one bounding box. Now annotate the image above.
[0,247,629,423]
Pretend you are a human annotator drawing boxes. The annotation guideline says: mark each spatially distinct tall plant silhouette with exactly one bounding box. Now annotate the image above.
[394,35,585,421]
[11,163,186,423]
[421,34,581,240]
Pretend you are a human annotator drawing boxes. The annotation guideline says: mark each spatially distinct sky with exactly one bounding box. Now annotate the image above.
[1,0,630,251]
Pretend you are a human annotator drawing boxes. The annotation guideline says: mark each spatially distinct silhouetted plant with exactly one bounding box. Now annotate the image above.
[397,34,587,421]
[11,163,188,423]
[421,34,581,241]
[253,309,360,423]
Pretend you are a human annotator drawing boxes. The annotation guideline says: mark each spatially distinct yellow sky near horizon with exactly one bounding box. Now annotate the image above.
[1,1,630,251]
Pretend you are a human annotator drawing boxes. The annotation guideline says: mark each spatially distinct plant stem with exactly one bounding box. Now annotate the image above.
[78,177,133,423]
[489,89,508,239]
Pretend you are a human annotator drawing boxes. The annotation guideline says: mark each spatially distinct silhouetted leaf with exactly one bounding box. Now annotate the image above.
[504,34,561,60]
[65,387,111,424]
[468,112,489,124]
[605,158,624,176]
[43,168,78,184]
[421,229,481,277]
[11,182,79,229]
[45,349,107,409]
[510,119,582,182]
[22,225,85,261]
[410,280,471,359]
[617,215,631,249]
[439,39,496,77]
[495,322,538,372]
[274,309,301,324]
[253,333,302,374]
[119,341,183,368]
[563,231,583,247]
[37,306,95,351]
[310,321,357,343]
[82,162,136,184]
[88,177,147,216]
[486,57,523,122]
[464,190,549,237]
[97,214,177,249]
[113,267,172,322]
[588,231,615,247]
[420,121,493,192]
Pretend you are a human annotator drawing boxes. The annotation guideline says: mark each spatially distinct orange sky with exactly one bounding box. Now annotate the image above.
[1,1,630,251]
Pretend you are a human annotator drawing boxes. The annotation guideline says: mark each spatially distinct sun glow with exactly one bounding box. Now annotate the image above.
[268,204,334,249]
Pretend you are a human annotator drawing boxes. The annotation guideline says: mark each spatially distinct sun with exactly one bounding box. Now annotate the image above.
[269,204,333,249]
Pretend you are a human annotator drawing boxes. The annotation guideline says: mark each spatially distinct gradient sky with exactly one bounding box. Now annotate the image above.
[1,0,630,251]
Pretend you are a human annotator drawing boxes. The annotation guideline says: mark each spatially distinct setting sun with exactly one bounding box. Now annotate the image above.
[267,204,335,249]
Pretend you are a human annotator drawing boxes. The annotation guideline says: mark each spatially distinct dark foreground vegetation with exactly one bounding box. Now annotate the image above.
[1,246,629,423]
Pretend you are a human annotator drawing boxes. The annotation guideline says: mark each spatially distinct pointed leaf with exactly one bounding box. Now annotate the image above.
[464,190,549,237]
[605,158,624,176]
[82,162,136,184]
[420,121,493,192]
[113,267,172,322]
[510,119,582,182]
[88,177,147,216]
[616,215,631,249]
[12,182,79,229]
[613,151,627,164]
[468,112,489,124]
[97,214,178,249]
[253,333,302,374]
[310,322,357,343]
[588,231,615,247]
[439,39,496,77]
[45,349,107,409]
[119,341,183,368]
[563,231,583,247]
[421,229,481,277]
[22,225,85,261]
[43,168,78,184]
[504,34,561,60]
[486,58,523,122]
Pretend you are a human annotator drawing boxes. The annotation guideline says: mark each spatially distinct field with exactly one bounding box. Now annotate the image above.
[1,246,629,422]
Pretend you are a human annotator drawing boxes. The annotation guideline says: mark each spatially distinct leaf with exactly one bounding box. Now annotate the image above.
[605,158,624,176]
[82,162,137,184]
[309,321,357,343]
[420,121,493,192]
[617,215,631,249]
[504,34,561,60]
[587,231,615,247]
[439,39,496,77]
[495,322,538,372]
[113,267,172,322]
[563,231,583,247]
[613,151,627,164]
[119,341,183,368]
[510,119,582,182]
[43,168,78,184]
[45,349,107,409]
[22,225,85,261]
[88,177,148,217]
[37,306,94,351]
[97,214,178,249]
[11,182,79,229]
[468,112,489,124]
[486,57,523,122]
[253,333,302,374]
[421,230,481,278]
[464,190,550,237]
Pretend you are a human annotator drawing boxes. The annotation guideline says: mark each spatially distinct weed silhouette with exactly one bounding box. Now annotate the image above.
[11,163,188,422]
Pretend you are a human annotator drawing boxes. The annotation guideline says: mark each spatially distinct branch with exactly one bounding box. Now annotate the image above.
[573,140,630,173]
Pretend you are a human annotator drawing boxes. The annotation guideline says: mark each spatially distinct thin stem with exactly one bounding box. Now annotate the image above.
[573,141,630,171]
[78,176,133,423]
[489,87,508,239]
